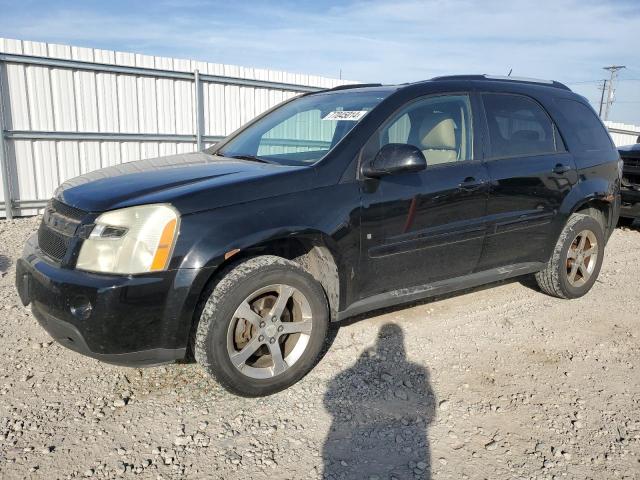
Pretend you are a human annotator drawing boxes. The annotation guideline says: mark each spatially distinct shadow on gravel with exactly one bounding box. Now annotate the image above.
[0,254,11,273]
[323,323,435,479]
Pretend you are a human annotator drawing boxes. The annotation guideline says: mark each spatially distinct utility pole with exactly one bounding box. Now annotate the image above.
[602,65,625,121]
[598,79,608,118]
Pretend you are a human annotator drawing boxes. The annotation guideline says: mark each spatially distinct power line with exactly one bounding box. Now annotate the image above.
[566,80,602,85]
[565,78,640,85]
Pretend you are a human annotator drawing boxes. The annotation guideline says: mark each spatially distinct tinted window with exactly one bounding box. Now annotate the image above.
[373,94,473,166]
[556,99,614,151]
[483,94,556,158]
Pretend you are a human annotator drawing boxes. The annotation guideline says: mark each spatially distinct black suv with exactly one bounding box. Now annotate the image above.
[619,143,640,222]
[16,75,621,396]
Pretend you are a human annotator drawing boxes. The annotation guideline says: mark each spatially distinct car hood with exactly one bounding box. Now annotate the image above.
[56,153,314,214]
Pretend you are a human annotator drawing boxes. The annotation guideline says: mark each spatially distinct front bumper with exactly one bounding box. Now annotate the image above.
[621,187,640,218]
[15,234,200,367]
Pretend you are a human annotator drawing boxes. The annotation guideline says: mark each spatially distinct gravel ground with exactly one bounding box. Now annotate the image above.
[0,216,639,480]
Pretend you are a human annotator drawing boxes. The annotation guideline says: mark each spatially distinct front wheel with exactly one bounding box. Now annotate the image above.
[194,255,329,397]
[535,213,605,299]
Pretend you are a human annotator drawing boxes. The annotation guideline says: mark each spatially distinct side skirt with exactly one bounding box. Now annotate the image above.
[335,262,544,322]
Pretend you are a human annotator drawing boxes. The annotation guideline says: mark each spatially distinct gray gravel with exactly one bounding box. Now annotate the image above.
[0,216,639,479]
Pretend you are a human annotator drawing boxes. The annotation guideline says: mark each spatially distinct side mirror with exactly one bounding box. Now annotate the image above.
[362,143,427,178]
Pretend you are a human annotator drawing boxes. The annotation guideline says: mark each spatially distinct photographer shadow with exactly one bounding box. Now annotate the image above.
[0,254,11,274]
[323,323,436,479]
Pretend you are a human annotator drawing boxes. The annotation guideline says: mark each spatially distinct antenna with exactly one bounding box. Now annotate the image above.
[507,68,513,77]
[602,65,626,121]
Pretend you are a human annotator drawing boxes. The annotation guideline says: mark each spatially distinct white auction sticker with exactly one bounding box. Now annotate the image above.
[322,110,368,121]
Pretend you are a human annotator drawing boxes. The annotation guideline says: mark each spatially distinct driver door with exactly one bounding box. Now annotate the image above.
[357,93,490,299]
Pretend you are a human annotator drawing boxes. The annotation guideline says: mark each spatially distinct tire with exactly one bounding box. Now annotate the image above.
[194,255,329,397]
[535,213,605,299]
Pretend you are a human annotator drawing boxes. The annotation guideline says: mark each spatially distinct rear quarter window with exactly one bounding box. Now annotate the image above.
[556,99,614,152]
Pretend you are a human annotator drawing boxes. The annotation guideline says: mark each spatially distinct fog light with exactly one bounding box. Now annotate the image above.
[69,296,93,320]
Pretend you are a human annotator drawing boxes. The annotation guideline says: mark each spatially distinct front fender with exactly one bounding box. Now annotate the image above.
[168,184,360,347]
[175,185,358,272]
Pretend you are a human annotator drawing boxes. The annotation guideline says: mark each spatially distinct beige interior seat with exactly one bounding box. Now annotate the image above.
[418,116,458,165]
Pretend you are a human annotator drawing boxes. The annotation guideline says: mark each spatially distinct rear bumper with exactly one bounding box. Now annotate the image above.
[15,234,204,367]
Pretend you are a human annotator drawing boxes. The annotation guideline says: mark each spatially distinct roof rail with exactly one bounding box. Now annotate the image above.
[430,74,571,91]
[328,83,383,91]
[301,82,384,97]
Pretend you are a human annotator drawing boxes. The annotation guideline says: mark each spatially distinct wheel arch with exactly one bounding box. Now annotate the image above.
[188,229,343,323]
[236,232,342,321]
[560,176,618,238]
[569,195,617,239]
[538,181,617,266]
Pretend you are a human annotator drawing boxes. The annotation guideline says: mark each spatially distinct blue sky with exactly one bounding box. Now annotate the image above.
[1,0,639,124]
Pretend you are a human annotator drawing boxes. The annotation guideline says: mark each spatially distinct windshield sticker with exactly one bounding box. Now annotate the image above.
[322,110,368,121]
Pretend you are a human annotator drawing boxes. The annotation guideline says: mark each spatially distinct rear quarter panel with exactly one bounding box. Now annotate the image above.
[543,95,621,255]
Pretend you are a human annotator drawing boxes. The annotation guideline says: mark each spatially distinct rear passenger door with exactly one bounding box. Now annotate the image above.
[476,93,577,271]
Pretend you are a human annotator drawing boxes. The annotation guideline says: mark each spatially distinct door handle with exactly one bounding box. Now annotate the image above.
[552,164,571,175]
[458,177,484,191]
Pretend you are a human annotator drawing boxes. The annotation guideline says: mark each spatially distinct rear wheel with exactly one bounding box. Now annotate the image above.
[194,255,329,397]
[535,213,605,299]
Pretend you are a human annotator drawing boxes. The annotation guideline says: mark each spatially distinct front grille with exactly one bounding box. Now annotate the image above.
[38,224,71,261]
[37,199,87,262]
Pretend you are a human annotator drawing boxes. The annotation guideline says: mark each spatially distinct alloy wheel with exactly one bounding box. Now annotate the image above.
[566,229,598,288]
[226,284,313,379]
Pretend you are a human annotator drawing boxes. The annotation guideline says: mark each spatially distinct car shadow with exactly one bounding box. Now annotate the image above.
[322,323,435,479]
[0,254,11,274]
[617,217,639,231]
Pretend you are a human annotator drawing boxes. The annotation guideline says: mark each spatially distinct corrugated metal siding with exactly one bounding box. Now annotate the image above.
[0,38,353,217]
[604,121,640,147]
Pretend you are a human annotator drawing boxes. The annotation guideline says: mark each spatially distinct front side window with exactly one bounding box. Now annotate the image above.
[214,90,391,165]
[482,93,558,158]
[369,94,473,166]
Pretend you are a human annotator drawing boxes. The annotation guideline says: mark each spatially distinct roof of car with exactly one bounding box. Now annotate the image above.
[310,84,399,96]
[428,74,571,91]
[317,75,571,95]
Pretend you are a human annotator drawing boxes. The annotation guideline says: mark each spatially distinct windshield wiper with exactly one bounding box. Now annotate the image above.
[223,153,274,164]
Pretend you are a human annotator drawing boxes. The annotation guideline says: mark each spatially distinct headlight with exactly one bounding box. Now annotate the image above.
[76,204,179,274]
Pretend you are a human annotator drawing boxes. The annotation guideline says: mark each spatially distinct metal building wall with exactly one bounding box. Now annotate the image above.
[604,121,640,147]
[3,37,639,219]
[0,38,353,217]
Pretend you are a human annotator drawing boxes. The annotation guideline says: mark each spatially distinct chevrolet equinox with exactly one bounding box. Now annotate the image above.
[16,75,621,396]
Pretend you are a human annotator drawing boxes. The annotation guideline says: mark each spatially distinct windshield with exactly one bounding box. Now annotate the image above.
[212,89,391,165]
